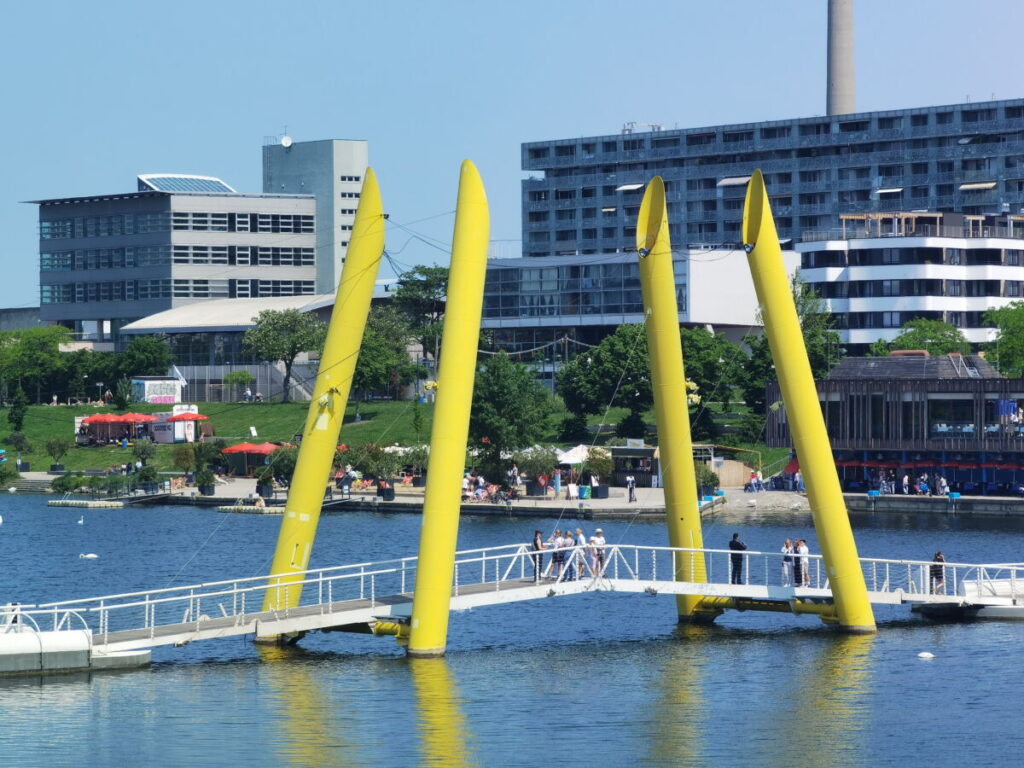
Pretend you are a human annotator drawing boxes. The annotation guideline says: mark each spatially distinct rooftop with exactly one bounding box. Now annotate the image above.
[137,174,237,193]
[826,353,1002,381]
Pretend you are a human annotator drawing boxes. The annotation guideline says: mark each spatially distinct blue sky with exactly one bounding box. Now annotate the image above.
[2,0,1021,307]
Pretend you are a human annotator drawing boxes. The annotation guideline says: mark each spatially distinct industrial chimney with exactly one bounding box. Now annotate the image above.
[826,0,856,115]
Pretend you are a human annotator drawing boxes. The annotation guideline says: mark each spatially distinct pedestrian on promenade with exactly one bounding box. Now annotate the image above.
[781,539,794,586]
[574,528,588,577]
[902,473,910,494]
[729,533,747,584]
[549,529,565,579]
[626,474,637,503]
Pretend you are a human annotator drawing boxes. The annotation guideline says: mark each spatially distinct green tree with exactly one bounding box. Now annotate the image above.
[7,387,28,432]
[867,338,893,357]
[0,326,70,403]
[984,302,1024,376]
[132,438,156,466]
[117,335,173,379]
[242,309,327,402]
[739,276,841,415]
[889,318,970,356]
[171,443,196,474]
[113,377,133,410]
[224,370,255,401]
[557,324,651,435]
[680,327,746,410]
[44,437,72,465]
[353,307,423,397]
[470,353,556,470]
[394,265,448,365]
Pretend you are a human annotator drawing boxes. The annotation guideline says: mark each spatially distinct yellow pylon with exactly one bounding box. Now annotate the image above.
[742,170,875,633]
[262,169,385,616]
[636,176,717,623]
[407,161,490,656]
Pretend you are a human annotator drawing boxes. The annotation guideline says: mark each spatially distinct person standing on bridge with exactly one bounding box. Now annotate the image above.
[796,540,811,587]
[930,552,946,594]
[592,528,606,575]
[781,539,795,586]
[729,533,747,584]
[531,530,546,582]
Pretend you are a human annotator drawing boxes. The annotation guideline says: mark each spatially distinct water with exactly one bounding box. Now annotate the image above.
[1,496,1023,766]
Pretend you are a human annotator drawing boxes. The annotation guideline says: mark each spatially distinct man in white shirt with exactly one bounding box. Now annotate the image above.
[592,528,606,575]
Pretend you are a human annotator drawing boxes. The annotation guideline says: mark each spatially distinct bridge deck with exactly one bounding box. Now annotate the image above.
[9,543,1023,657]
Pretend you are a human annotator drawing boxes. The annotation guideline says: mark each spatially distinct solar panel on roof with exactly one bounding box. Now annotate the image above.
[137,175,236,193]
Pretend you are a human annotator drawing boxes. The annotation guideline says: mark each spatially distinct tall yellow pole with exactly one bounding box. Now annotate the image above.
[262,169,385,614]
[742,169,875,633]
[407,161,489,657]
[636,176,717,624]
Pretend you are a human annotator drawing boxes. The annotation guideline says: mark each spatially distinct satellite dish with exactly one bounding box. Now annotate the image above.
[281,135,293,148]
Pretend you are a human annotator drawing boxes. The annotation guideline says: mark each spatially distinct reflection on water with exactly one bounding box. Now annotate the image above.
[257,645,354,768]
[646,625,710,765]
[410,657,476,767]
[788,634,874,768]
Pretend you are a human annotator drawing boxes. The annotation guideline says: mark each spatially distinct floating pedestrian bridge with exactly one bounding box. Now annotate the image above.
[6,544,1022,666]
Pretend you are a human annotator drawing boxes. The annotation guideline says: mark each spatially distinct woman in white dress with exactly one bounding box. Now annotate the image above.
[796,539,811,587]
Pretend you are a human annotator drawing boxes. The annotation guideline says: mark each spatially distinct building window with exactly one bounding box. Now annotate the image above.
[527,147,549,160]
[1008,282,1021,297]
[882,311,900,327]
[947,280,962,296]
[935,111,953,124]
[911,114,929,127]
[1007,250,1022,266]
[340,208,357,215]
[340,192,361,199]
[947,249,962,265]
[554,189,576,200]
[339,175,362,182]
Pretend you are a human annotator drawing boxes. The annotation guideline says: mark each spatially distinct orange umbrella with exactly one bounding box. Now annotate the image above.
[166,412,209,422]
[119,413,158,423]
[82,413,119,424]
[222,442,261,454]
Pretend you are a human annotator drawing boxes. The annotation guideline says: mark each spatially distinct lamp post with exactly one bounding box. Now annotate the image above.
[96,382,104,403]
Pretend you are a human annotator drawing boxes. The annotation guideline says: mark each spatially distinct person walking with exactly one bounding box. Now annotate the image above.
[930,551,946,594]
[781,539,795,586]
[549,529,565,579]
[574,528,589,578]
[902,473,910,495]
[626,473,637,503]
[531,530,546,581]
[729,533,747,584]
[796,540,811,587]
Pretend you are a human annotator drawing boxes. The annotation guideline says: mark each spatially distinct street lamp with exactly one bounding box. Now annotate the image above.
[96,382,104,402]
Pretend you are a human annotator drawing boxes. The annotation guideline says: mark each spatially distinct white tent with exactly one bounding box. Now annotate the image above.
[557,444,604,465]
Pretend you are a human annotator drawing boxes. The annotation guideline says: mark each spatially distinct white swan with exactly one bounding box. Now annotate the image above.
[79,553,99,559]
[7,487,15,493]
[77,516,84,525]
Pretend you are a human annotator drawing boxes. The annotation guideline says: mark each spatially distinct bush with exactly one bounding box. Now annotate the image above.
[137,464,159,483]
[195,467,216,487]
[51,473,84,493]
[86,475,108,495]
[6,431,32,454]
[403,445,430,474]
[694,461,720,492]
[582,447,613,482]
[113,378,133,410]
[559,413,589,441]
[132,438,156,466]
[512,446,559,481]
[736,414,766,445]
[7,387,28,432]
[171,444,196,474]
[348,443,402,479]
[267,447,299,482]
[615,411,646,438]
[0,463,19,485]
[45,437,72,464]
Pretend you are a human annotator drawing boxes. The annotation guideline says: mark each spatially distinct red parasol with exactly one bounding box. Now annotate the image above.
[166,412,209,422]
[82,413,120,424]
[222,442,280,455]
[119,413,158,423]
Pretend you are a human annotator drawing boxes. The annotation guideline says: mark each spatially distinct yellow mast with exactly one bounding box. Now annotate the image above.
[742,169,875,633]
[262,169,385,615]
[407,161,490,657]
[635,176,717,623]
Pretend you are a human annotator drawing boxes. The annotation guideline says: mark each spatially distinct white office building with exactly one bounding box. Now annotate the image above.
[799,211,1024,353]
[262,138,369,293]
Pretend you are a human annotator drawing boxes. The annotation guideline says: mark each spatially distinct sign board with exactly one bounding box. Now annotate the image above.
[131,377,182,405]
[625,438,645,449]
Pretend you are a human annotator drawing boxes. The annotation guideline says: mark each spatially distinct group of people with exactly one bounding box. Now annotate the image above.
[869,469,949,496]
[241,388,264,403]
[729,533,812,587]
[530,527,607,582]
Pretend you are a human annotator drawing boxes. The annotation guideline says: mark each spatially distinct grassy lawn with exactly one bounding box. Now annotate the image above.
[4,399,782,475]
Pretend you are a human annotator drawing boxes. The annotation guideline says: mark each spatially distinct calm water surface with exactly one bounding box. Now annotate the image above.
[1,496,1021,766]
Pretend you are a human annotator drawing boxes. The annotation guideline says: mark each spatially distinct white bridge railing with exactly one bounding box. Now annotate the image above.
[4,544,1022,644]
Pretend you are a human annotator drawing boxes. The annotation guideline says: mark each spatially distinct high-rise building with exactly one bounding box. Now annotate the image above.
[521,98,1024,260]
[262,138,369,293]
[34,174,316,344]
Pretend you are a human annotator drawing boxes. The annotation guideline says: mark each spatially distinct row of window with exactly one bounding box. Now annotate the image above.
[839,311,989,330]
[526,107,1024,160]
[812,279,1022,299]
[339,175,362,182]
[40,211,315,239]
[482,286,687,318]
[40,245,317,270]
[803,248,1024,269]
[41,279,315,304]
